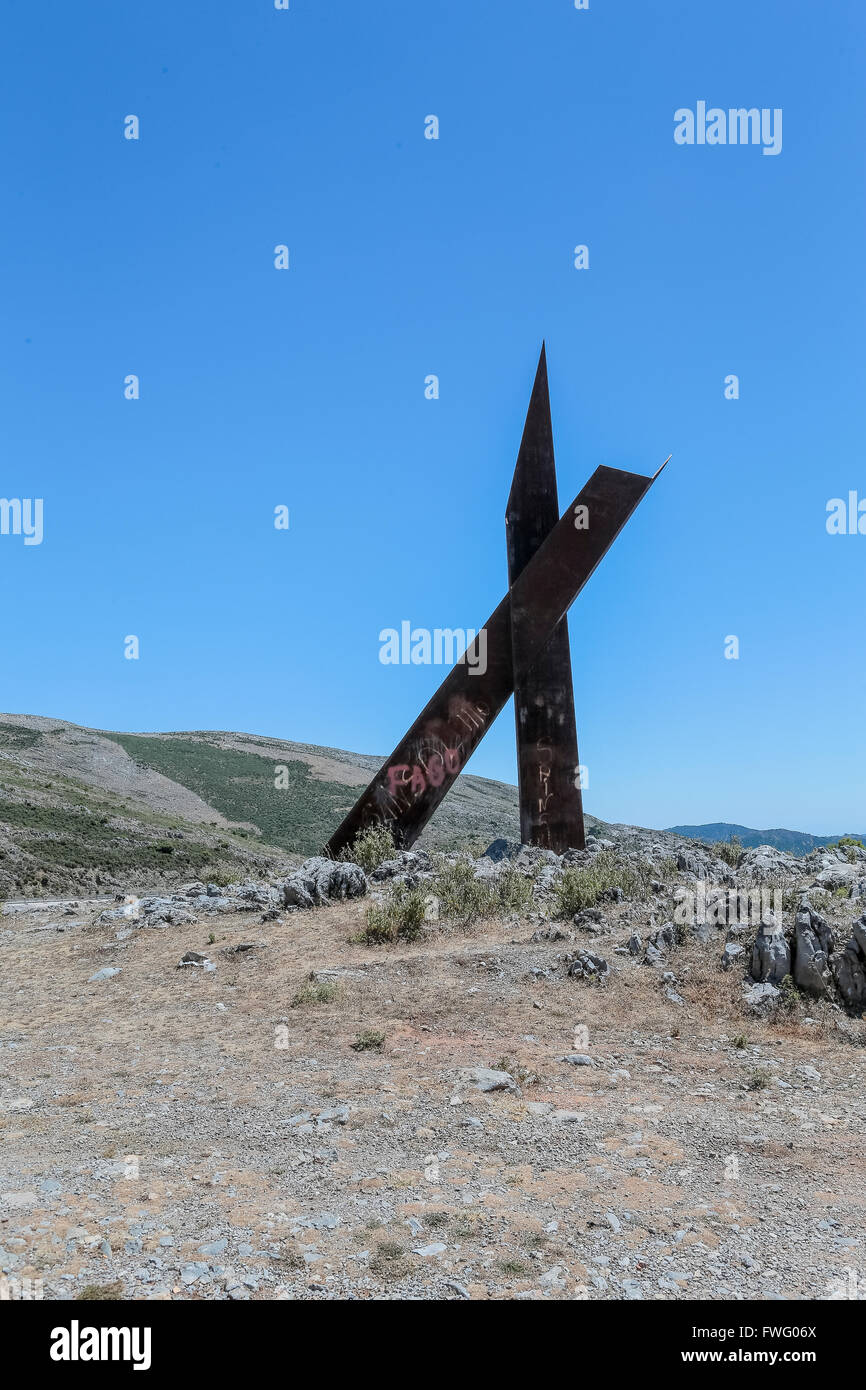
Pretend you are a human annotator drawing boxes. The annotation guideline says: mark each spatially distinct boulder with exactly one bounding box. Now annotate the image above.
[792,906,834,996]
[482,838,522,863]
[645,921,675,967]
[749,916,790,984]
[461,1067,519,1094]
[370,850,432,883]
[743,981,781,1012]
[742,845,800,882]
[831,916,866,1011]
[534,864,560,894]
[565,950,610,983]
[282,857,367,909]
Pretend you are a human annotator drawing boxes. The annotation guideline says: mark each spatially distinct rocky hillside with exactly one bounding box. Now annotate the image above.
[87,822,866,1016]
[0,712,526,898]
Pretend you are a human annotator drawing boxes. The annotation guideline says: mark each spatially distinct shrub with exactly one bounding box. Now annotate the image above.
[357,882,427,944]
[495,865,535,914]
[776,973,801,1015]
[829,836,863,859]
[553,850,652,918]
[291,980,340,1007]
[433,856,534,926]
[433,856,490,925]
[351,1029,385,1052]
[716,835,745,868]
[369,1240,411,1279]
[79,1281,124,1300]
[340,824,396,874]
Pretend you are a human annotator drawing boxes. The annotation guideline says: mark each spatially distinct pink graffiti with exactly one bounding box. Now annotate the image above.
[386,747,461,799]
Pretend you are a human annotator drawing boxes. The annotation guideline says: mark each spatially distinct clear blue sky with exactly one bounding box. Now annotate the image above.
[1,0,863,835]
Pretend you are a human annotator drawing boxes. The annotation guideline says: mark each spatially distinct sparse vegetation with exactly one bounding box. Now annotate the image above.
[746,1070,770,1091]
[369,1240,411,1279]
[0,788,255,888]
[777,973,802,1015]
[110,733,354,856]
[78,1281,124,1300]
[493,1054,537,1086]
[339,823,395,874]
[432,855,534,926]
[351,1029,385,1052]
[716,834,745,868]
[356,882,427,944]
[553,850,653,918]
[291,980,340,1007]
[0,722,42,749]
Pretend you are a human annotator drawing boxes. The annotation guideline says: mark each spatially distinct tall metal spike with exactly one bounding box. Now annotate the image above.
[506,345,585,851]
[325,462,660,858]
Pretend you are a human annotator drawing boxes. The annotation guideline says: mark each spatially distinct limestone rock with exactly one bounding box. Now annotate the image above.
[282,857,367,909]
[831,916,866,1010]
[792,906,834,996]
[750,917,790,984]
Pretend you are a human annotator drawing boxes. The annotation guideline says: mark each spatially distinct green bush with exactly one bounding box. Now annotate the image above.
[340,823,396,874]
[746,1070,770,1092]
[357,882,427,944]
[716,834,745,868]
[433,856,533,926]
[828,837,863,864]
[553,850,652,918]
[291,980,340,1007]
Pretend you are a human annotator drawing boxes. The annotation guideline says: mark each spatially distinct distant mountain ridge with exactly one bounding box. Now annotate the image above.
[666,822,866,857]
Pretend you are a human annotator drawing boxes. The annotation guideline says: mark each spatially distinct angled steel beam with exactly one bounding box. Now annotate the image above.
[506,344,585,852]
[325,461,663,857]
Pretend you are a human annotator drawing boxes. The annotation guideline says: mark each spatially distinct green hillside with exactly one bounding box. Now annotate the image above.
[109,733,353,857]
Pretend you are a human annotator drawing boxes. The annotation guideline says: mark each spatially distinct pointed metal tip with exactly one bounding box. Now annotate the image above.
[506,347,556,518]
[652,454,672,481]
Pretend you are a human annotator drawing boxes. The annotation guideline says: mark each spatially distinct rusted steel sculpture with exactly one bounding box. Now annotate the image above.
[325,349,667,858]
[506,344,585,852]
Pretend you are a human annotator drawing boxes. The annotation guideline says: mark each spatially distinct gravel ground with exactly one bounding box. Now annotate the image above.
[1,873,865,1302]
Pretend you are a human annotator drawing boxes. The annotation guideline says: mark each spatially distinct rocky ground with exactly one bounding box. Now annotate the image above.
[1,827,864,1302]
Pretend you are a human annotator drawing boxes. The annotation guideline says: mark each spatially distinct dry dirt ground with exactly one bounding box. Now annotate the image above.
[1,898,864,1302]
